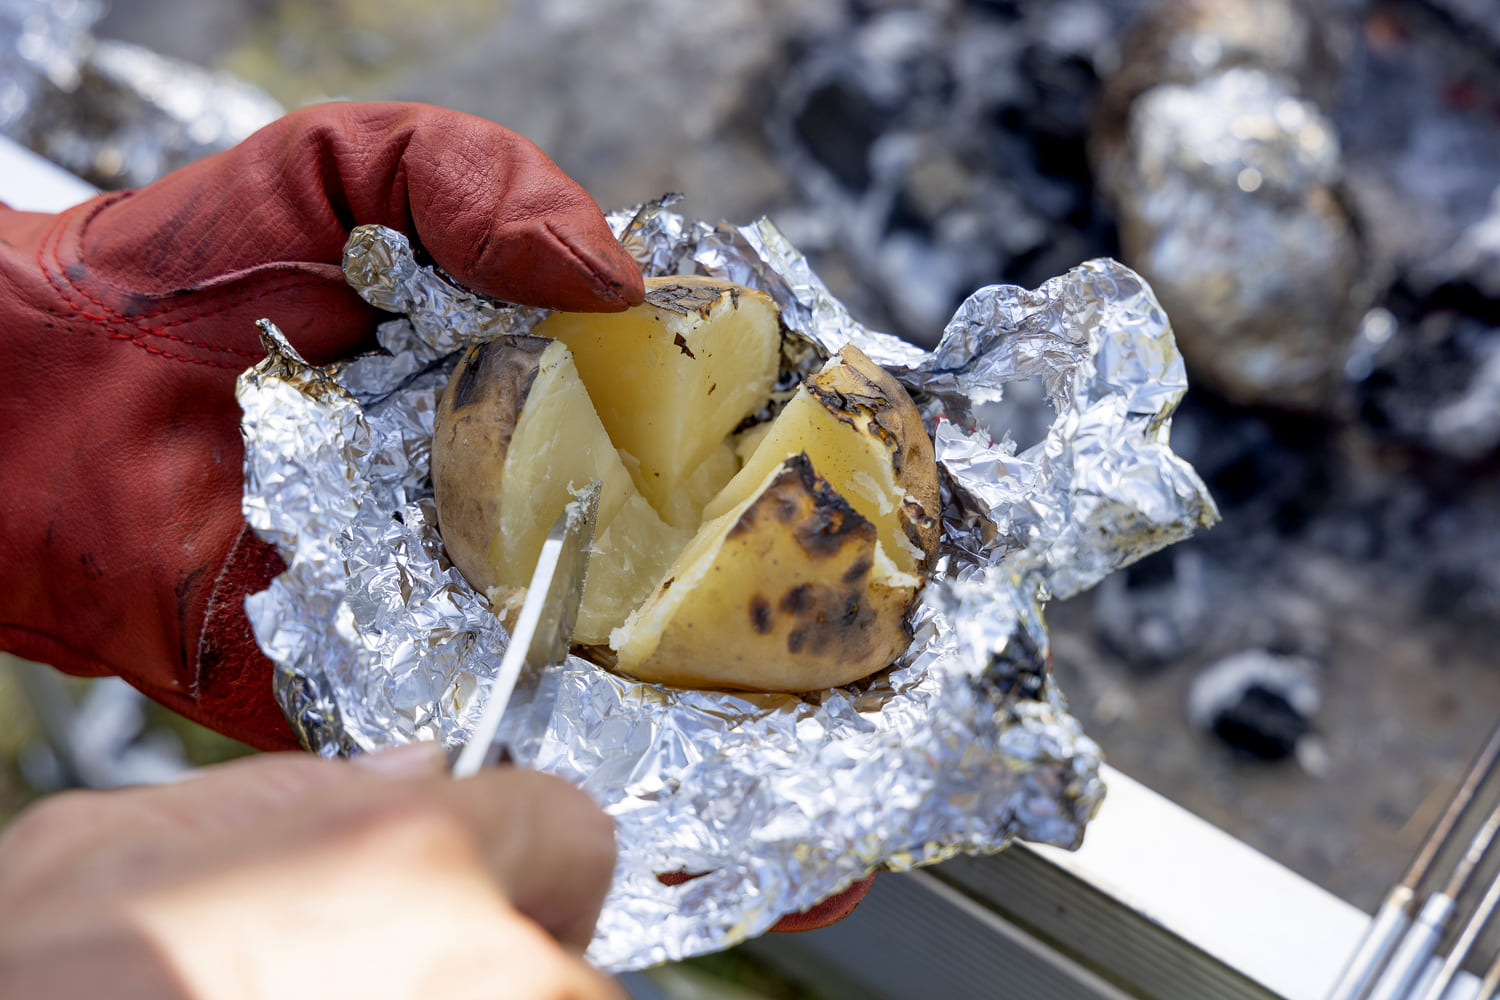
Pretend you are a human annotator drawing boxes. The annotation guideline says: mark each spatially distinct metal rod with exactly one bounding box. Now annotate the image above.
[1441,796,1500,903]
[1365,892,1455,1000]
[1417,865,1500,1000]
[1325,890,1416,1000]
[1474,947,1500,1000]
[1412,723,1500,893]
[1325,721,1500,1000]
[1367,796,1500,1000]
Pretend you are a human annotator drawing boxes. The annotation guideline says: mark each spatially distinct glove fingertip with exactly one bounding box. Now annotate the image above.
[541,218,645,311]
[769,875,876,933]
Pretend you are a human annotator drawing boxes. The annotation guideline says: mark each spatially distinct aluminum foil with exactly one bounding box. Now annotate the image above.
[0,0,103,133]
[1,0,282,189]
[239,203,1218,970]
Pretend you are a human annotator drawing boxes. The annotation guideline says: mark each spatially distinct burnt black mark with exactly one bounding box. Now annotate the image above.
[792,489,870,560]
[708,382,717,396]
[772,491,802,525]
[661,577,674,592]
[749,595,773,634]
[645,281,724,318]
[841,592,863,625]
[447,345,489,411]
[787,628,808,654]
[807,361,911,463]
[842,557,873,584]
[446,335,548,414]
[738,453,877,558]
[780,584,814,614]
[673,333,697,359]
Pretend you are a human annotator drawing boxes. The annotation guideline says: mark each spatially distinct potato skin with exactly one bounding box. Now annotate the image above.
[641,273,757,317]
[431,335,550,594]
[619,454,916,692]
[812,345,942,567]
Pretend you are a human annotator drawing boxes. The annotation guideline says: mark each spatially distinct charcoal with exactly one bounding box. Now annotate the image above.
[769,0,1139,344]
[1209,684,1312,761]
[1188,650,1320,761]
[1092,547,1210,671]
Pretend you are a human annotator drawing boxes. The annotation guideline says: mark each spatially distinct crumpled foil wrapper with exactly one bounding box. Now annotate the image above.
[239,202,1218,970]
[1102,66,1364,413]
[1,0,282,189]
[0,0,102,133]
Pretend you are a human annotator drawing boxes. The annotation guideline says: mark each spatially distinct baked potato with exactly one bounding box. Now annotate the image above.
[432,275,940,691]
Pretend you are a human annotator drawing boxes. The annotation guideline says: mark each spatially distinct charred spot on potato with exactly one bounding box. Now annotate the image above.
[645,280,726,318]
[806,382,904,462]
[672,333,697,359]
[792,485,872,560]
[902,516,931,555]
[447,345,487,410]
[782,591,880,659]
[842,592,863,625]
[780,584,814,614]
[750,595,773,634]
[447,336,547,414]
[842,557,873,584]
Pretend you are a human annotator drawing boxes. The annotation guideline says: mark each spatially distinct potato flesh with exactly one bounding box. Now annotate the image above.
[493,342,630,584]
[573,494,689,645]
[491,341,683,645]
[536,285,779,514]
[702,368,926,575]
[637,438,739,531]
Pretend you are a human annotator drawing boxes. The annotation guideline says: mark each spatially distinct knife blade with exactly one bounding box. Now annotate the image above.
[450,479,600,778]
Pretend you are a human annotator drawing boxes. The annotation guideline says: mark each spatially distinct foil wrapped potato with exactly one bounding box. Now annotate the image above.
[432,275,940,692]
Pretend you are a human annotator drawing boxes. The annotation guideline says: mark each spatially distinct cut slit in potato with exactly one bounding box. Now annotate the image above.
[432,275,942,691]
[537,275,781,516]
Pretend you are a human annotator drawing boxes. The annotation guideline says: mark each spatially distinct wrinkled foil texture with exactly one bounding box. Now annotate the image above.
[239,202,1218,970]
[1,0,281,188]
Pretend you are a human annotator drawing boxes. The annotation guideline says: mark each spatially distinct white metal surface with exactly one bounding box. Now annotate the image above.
[1,134,99,212]
[1029,765,1370,1000]
[751,765,1490,1000]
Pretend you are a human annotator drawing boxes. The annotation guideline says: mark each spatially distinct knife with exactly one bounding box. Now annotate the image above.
[450,480,600,778]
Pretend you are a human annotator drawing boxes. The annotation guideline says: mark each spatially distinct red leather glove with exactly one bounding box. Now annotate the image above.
[657,871,874,933]
[0,102,643,751]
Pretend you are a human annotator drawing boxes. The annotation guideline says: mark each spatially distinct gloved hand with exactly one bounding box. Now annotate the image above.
[0,102,644,751]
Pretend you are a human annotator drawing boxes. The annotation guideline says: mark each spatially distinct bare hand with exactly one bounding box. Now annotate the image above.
[0,745,624,1000]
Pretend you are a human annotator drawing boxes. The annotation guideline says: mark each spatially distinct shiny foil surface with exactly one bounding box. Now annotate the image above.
[238,204,1218,969]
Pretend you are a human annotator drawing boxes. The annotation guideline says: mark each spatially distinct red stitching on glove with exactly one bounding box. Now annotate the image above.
[36,246,247,369]
[34,215,325,367]
[53,194,322,325]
